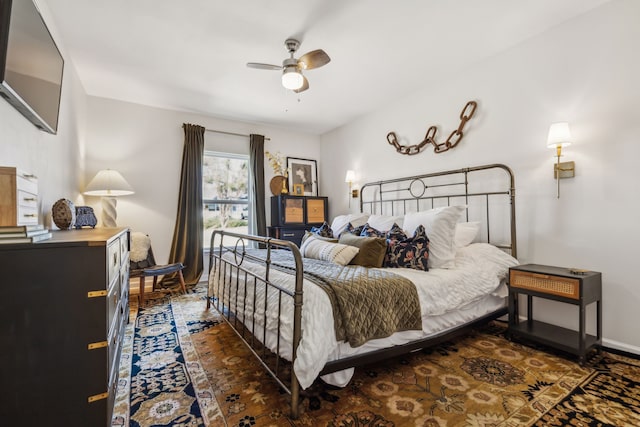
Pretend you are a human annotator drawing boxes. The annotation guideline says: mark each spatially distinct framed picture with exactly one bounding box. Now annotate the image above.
[287,157,318,196]
[292,183,304,196]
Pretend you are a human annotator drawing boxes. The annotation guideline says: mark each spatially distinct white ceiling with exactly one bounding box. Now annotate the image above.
[43,0,610,135]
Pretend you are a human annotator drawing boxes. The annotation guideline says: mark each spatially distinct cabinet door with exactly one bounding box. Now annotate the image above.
[272,195,305,226]
[305,197,327,225]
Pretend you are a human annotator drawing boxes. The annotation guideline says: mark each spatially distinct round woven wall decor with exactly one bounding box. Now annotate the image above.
[52,198,76,230]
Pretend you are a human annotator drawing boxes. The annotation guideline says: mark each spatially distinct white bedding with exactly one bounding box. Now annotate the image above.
[208,243,518,389]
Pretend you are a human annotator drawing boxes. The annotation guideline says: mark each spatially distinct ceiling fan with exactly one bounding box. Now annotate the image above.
[247,39,330,93]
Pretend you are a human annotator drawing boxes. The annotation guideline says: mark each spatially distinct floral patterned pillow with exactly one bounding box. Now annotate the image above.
[310,221,334,238]
[385,223,407,242]
[384,225,430,271]
[359,223,386,238]
[341,222,365,237]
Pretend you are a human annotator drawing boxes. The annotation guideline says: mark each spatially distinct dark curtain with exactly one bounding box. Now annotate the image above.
[249,134,267,237]
[162,123,204,286]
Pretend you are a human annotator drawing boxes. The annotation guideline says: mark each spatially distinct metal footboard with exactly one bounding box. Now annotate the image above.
[206,231,304,418]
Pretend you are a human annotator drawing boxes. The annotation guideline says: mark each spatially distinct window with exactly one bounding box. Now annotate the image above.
[203,151,249,249]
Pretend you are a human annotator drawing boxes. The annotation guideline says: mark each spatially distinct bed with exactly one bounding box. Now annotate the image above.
[206,163,518,418]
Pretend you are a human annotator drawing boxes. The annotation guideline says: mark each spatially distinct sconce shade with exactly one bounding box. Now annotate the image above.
[547,122,572,148]
[84,169,135,196]
[345,170,355,183]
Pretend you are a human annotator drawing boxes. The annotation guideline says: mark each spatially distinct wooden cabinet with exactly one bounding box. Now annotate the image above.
[269,195,328,246]
[0,166,39,226]
[507,264,602,364]
[0,228,130,425]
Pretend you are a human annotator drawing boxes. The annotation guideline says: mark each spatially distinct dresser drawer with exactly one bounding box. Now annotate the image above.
[16,170,38,194]
[17,203,39,225]
[17,189,38,207]
[108,238,121,284]
[510,269,580,299]
[119,231,129,263]
[0,167,39,226]
[107,278,119,337]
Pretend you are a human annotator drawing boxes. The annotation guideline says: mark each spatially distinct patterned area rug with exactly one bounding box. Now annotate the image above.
[114,284,640,427]
[111,288,224,426]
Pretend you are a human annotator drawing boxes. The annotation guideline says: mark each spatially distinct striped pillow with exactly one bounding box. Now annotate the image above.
[300,235,359,266]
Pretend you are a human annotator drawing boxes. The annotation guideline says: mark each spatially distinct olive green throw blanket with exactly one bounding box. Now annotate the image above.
[267,250,422,347]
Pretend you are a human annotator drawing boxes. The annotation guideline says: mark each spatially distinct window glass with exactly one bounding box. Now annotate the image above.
[203,151,249,249]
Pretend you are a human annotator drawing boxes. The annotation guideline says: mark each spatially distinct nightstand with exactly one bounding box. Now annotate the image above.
[507,264,602,364]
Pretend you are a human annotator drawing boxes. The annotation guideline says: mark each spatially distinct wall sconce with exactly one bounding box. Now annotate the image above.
[345,170,359,207]
[84,169,135,227]
[547,122,575,198]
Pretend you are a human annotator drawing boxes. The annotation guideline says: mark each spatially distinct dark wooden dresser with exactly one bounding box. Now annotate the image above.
[0,227,130,425]
[268,195,328,246]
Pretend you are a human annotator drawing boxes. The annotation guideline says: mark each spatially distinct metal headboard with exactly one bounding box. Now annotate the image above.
[359,164,517,258]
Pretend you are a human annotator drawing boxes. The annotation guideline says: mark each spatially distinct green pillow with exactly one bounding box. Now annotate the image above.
[338,233,387,268]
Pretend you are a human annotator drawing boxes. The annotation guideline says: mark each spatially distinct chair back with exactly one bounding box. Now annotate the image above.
[130,233,157,277]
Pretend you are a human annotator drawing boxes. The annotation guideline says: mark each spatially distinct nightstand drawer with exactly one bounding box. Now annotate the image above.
[510,269,579,299]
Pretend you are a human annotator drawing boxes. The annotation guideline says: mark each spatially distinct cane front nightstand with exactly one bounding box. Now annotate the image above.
[507,264,602,364]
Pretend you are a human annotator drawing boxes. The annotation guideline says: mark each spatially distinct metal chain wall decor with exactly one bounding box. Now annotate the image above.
[387,100,477,155]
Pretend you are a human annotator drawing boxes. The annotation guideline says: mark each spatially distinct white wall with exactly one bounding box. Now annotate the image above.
[83,97,321,265]
[320,0,640,352]
[0,1,86,227]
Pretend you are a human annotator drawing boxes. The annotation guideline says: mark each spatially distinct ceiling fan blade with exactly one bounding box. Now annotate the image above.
[294,75,309,93]
[246,62,282,71]
[297,49,330,70]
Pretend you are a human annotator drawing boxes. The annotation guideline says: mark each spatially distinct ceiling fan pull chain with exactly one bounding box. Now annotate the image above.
[387,100,477,155]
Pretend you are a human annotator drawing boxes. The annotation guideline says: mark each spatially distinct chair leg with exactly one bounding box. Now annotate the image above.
[139,276,146,306]
[177,270,187,294]
[152,275,158,292]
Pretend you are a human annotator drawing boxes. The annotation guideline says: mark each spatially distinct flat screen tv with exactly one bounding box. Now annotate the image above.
[0,0,64,134]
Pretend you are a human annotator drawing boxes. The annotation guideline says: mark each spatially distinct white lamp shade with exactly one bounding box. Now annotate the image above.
[345,170,355,183]
[547,122,572,148]
[84,169,134,196]
[282,67,304,90]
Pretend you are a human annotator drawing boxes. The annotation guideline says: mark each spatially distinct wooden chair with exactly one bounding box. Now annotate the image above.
[129,234,186,306]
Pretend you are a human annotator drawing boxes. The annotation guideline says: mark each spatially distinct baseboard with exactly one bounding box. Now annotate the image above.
[603,338,640,357]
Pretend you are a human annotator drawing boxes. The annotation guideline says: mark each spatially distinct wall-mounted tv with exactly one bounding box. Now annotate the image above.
[0,0,64,134]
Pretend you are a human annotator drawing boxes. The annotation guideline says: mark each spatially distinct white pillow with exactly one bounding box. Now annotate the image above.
[366,214,403,232]
[454,222,481,248]
[300,235,360,266]
[403,205,466,269]
[330,213,369,237]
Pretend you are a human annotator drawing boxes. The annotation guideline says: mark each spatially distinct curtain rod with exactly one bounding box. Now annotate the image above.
[205,128,271,141]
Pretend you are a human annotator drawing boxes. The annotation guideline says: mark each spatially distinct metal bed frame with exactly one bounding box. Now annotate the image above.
[206,163,516,419]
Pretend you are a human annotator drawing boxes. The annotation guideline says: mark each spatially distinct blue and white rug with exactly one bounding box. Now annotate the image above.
[111,290,224,426]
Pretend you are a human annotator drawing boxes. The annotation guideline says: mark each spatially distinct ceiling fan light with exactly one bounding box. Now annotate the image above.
[282,67,303,90]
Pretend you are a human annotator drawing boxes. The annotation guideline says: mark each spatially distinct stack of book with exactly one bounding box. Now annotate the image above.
[0,225,52,244]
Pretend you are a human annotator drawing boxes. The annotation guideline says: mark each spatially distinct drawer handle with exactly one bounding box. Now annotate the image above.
[22,197,37,202]
[113,253,118,266]
[528,273,550,280]
[21,173,37,179]
[283,233,295,237]
[22,214,37,218]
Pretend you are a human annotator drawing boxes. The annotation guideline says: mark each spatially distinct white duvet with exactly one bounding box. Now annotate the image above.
[208,243,518,389]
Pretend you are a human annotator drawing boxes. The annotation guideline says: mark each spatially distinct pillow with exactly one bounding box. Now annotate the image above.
[366,214,403,232]
[338,234,387,268]
[301,230,338,245]
[385,223,407,242]
[310,221,334,238]
[454,221,481,248]
[403,205,466,269]
[384,225,430,271]
[330,213,369,237]
[359,223,386,238]
[300,235,359,266]
[338,222,366,237]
